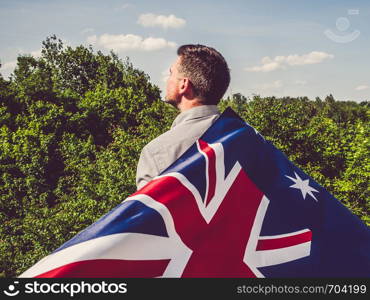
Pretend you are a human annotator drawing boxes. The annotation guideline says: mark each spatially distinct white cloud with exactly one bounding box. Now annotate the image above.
[355,85,369,91]
[87,33,177,51]
[81,28,94,35]
[285,51,334,65]
[258,80,283,90]
[87,35,98,45]
[246,51,334,72]
[0,60,17,78]
[137,13,186,29]
[1,60,17,71]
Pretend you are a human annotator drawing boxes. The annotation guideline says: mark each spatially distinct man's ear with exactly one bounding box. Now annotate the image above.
[180,78,195,98]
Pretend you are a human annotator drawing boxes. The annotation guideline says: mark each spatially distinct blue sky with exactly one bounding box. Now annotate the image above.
[0,0,369,102]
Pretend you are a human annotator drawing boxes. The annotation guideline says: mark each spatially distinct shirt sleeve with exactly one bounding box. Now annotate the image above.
[136,145,160,190]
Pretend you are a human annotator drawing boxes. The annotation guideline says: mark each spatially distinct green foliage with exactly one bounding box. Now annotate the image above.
[0,36,368,277]
[0,36,175,277]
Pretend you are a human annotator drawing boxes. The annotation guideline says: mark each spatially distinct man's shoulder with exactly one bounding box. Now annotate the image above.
[143,127,183,154]
[145,112,220,153]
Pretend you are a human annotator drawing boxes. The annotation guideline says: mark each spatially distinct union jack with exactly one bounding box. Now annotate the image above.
[20,108,370,277]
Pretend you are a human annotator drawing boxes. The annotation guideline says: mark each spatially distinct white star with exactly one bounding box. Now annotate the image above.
[285,172,319,201]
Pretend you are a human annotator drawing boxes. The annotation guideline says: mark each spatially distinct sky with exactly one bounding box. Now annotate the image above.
[0,0,369,102]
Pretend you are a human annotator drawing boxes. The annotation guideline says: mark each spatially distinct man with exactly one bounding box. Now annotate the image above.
[136,44,231,190]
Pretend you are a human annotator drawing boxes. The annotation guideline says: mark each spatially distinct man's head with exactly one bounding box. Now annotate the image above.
[165,44,230,109]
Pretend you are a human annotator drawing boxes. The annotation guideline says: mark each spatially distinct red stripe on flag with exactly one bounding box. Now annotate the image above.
[34,259,170,278]
[198,140,216,206]
[136,171,264,277]
[256,230,312,251]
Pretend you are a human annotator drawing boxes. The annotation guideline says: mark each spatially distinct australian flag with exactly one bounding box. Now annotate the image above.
[20,108,370,277]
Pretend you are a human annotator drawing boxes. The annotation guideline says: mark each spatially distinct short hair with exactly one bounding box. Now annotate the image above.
[177,44,230,105]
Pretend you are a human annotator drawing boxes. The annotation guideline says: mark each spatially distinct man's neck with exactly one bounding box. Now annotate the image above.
[177,98,203,112]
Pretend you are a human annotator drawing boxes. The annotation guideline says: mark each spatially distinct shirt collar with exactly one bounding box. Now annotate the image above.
[171,105,220,129]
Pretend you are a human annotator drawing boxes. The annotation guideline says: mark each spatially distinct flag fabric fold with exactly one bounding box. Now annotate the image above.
[20,108,370,278]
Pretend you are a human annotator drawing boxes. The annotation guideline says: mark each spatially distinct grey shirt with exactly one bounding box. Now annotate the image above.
[136,105,220,190]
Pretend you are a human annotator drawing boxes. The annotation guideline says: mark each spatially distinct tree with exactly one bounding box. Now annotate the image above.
[0,35,176,277]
